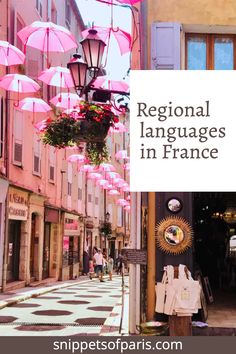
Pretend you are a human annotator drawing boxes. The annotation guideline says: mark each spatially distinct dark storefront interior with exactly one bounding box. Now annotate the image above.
[194,192,236,327]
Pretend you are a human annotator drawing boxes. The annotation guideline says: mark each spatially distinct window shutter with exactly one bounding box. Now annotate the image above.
[33,134,41,175]
[13,110,23,166]
[49,146,55,182]
[151,22,181,70]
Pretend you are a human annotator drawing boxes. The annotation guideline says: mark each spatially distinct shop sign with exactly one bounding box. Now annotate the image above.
[8,188,28,221]
[121,249,147,265]
[64,213,80,236]
[45,208,59,223]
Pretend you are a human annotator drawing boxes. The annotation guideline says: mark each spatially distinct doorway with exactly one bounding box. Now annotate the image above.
[7,220,21,282]
[193,192,236,328]
[30,213,37,279]
[42,222,51,279]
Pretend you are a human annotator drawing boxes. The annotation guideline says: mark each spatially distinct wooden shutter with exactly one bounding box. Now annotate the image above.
[33,134,41,175]
[151,22,181,70]
[13,110,23,166]
[49,146,55,182]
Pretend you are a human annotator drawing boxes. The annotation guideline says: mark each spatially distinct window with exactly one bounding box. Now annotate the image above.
[67,163,72,208]
[78,188,82,200]
[65,1,71,29]
[13,110,23,166]
[36,0,43,18]
[117,206,123,227]
[68,182,72,196]
[88,194,92,203]
[16,16,24,51]
[0,97,4,159]
[33,134,41,176]
[186,34,236,70]
[49,146,55,182]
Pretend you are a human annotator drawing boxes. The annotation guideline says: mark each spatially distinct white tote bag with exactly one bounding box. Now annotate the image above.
[174,265,201,314]
[155,271,167,313]
[164,265,176,315]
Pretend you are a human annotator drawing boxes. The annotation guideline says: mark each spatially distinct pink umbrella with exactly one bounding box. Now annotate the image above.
[115,150,129,160]
[109,122,128,133]
[102,183,113,190]
[19,97,52,122]
[121,186,130,192]
[123,162,130,170]
[99,163,116,172]
[116,198,129,206]
[17,21,78,67]
[34,117,52,132]
[82,26,131,56]
[92,76,129,94]
[87,172,103,180]
[79,164,97,172]
[38,66,74,88]
[124,205,131,212]
[96,179,109,187]
[108,189,120,195]
[0,40,25,66]
[0,74,40,105]
[106,172,120,180]
[50,92,80,109]
[97,0,143,4]
[67,154,86,163]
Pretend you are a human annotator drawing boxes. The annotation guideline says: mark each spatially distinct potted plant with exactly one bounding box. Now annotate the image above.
[39,101,119,165]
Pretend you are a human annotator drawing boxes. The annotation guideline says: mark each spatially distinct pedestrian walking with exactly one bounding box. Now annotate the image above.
[107,254,114,281]
[93,248,105,282]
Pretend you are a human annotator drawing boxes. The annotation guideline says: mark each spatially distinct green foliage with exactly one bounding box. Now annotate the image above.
[99,222,112,236]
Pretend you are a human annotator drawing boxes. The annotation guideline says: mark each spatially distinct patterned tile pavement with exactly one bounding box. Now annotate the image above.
[0,276,129,336]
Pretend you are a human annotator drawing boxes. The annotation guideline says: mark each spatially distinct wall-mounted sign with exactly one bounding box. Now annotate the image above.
[8,187,28,221]
[122,249,147,265]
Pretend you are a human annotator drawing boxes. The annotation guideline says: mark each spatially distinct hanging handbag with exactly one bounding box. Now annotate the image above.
[163,265,176,315]
[155,271,168,313]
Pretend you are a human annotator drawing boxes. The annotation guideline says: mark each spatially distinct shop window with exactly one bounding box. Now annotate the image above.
[13,110,23,166]
[0,97,4,159]
[186,34,236,70]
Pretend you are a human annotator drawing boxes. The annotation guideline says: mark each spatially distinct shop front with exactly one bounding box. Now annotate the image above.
[62,213,82,280]
[6,187,29,284]
[0,178,9,291]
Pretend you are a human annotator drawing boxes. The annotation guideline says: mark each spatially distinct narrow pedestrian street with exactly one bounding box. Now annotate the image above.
[0,276,129,336]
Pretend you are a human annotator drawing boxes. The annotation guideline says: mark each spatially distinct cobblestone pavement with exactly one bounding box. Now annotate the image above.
[0,276,129,336]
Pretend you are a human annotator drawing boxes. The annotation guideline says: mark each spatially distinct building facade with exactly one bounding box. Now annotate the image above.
[130,0,236,333]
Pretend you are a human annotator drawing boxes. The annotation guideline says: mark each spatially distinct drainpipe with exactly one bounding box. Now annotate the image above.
[147,192,156,320]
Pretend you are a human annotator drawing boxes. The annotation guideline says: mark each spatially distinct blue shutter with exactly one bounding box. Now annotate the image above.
[151,22,181,70]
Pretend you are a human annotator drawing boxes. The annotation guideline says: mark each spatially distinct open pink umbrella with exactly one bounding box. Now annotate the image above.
[0,40,25,66]
[87,172,103,180]
[92,76,129,94]
[17,21,78,67]
[96,179,109,187]
[67,154,86,163]
[38,66,74,88]
[115,150,129,159]
[106,172,120,180]
[99,163,116,172]
[97,0,143,4]
[124,205,131,212]
[116,198,129,206]
[82,26,131,56]
[19,97,51,122]
[0,74,40,105]
[79,164,97,173]
[108,189,120,195]
[50,92,80,109]
[109,122,128,133]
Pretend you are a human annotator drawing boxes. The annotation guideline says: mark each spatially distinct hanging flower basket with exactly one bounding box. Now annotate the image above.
[40,101,119,165]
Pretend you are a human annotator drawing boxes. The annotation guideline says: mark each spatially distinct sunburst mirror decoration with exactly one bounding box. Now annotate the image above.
[155,216,193,255]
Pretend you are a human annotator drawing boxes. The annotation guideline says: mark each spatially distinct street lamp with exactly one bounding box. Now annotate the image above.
[67,54,87,91]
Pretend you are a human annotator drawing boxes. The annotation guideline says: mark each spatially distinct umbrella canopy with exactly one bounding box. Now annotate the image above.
[19,97,51,113]
[109,122,128,133]
[108,189,120,195]
[124,205,131,212]
[38,66,74,88]
[97,0,143,4]
[106,172,120,180]
[79,164,97,172]
[96,179,109,187]
[67,154,86,163]
[99,163,116,172]
[0,40,25,66]
[82,26,131,55]
[87,172,103,180]
[18,21,77,67]
[17,21,77,52]
[0,74,40,93]
[92,76,129,94]
[50,92,80,109]
[115,150,129,159]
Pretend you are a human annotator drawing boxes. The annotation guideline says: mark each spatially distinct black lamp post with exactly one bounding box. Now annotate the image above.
[67,54,88,91]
